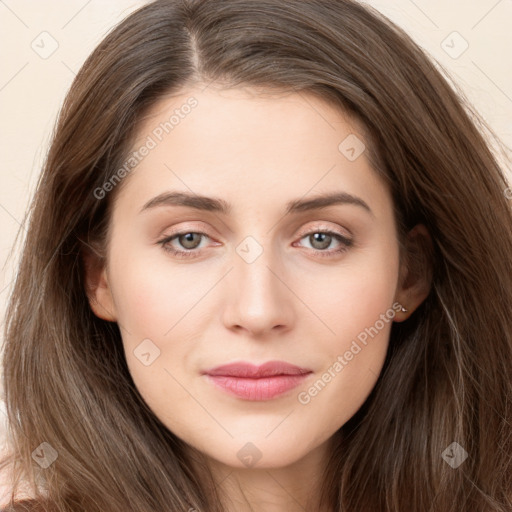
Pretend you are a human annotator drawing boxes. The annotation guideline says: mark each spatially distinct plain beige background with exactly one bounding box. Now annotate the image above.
[0,0,511,501]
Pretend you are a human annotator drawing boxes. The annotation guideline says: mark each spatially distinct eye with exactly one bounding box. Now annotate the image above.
[157,228,353,260]
[157,231,212,259]
[294,230,353,257]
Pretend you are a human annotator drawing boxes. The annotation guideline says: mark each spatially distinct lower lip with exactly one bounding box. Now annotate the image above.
[205,374,311,401]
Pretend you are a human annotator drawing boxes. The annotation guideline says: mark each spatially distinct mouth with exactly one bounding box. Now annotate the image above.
[202,361,313,401]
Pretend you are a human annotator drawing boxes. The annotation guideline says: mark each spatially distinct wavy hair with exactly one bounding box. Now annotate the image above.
[2,0,512,510]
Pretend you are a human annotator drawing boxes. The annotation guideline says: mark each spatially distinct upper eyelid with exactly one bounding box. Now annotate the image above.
[295,223,352,238]
[162,227,351,241]
[161,219,352,238]
[161,227,352,247]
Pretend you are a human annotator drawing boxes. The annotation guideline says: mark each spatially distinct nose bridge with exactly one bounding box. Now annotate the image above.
[235,233,284,306]
[223,233,294,335]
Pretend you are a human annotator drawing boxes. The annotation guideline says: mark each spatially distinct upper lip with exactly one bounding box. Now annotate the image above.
[203,361,312,378]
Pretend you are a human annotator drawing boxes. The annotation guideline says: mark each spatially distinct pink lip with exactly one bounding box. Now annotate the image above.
[202,361,312,401]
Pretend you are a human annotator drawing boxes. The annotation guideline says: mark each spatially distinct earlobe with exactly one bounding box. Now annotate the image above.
[82,245,117,322]
[394,223,433,322]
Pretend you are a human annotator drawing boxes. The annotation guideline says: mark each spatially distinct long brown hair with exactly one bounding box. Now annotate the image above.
[2,0,511,510]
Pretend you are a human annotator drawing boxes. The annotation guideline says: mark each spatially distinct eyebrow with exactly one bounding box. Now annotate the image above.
[139,190,374,217]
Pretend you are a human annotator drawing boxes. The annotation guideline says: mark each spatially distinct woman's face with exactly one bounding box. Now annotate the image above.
[89,84,407,469]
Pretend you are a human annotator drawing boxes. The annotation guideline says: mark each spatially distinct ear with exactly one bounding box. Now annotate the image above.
[82,243,117,322]
[394,223,433,322]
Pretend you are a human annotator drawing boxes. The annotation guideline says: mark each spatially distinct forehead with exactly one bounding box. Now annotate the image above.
[132,84,366,154]
[111,85,391,220]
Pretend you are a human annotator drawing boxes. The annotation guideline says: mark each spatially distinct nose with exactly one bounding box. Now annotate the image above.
[221,242,295,337]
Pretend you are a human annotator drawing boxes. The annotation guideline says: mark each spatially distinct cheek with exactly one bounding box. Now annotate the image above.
[299,239,399,345]
[107,244,212,406]
[295,242,399,405]
[109,241,205,340]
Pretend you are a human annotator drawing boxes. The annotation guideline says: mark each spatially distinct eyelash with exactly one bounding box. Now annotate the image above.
[157,228,353,259]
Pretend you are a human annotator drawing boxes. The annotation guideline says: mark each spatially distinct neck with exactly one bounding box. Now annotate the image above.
[188,435,338,512]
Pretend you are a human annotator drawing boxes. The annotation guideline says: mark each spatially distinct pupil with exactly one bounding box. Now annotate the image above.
[181,233,199,249]
[311,233,331,249]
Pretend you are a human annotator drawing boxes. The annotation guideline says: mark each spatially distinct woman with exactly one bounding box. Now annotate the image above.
[1,0,511,510]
